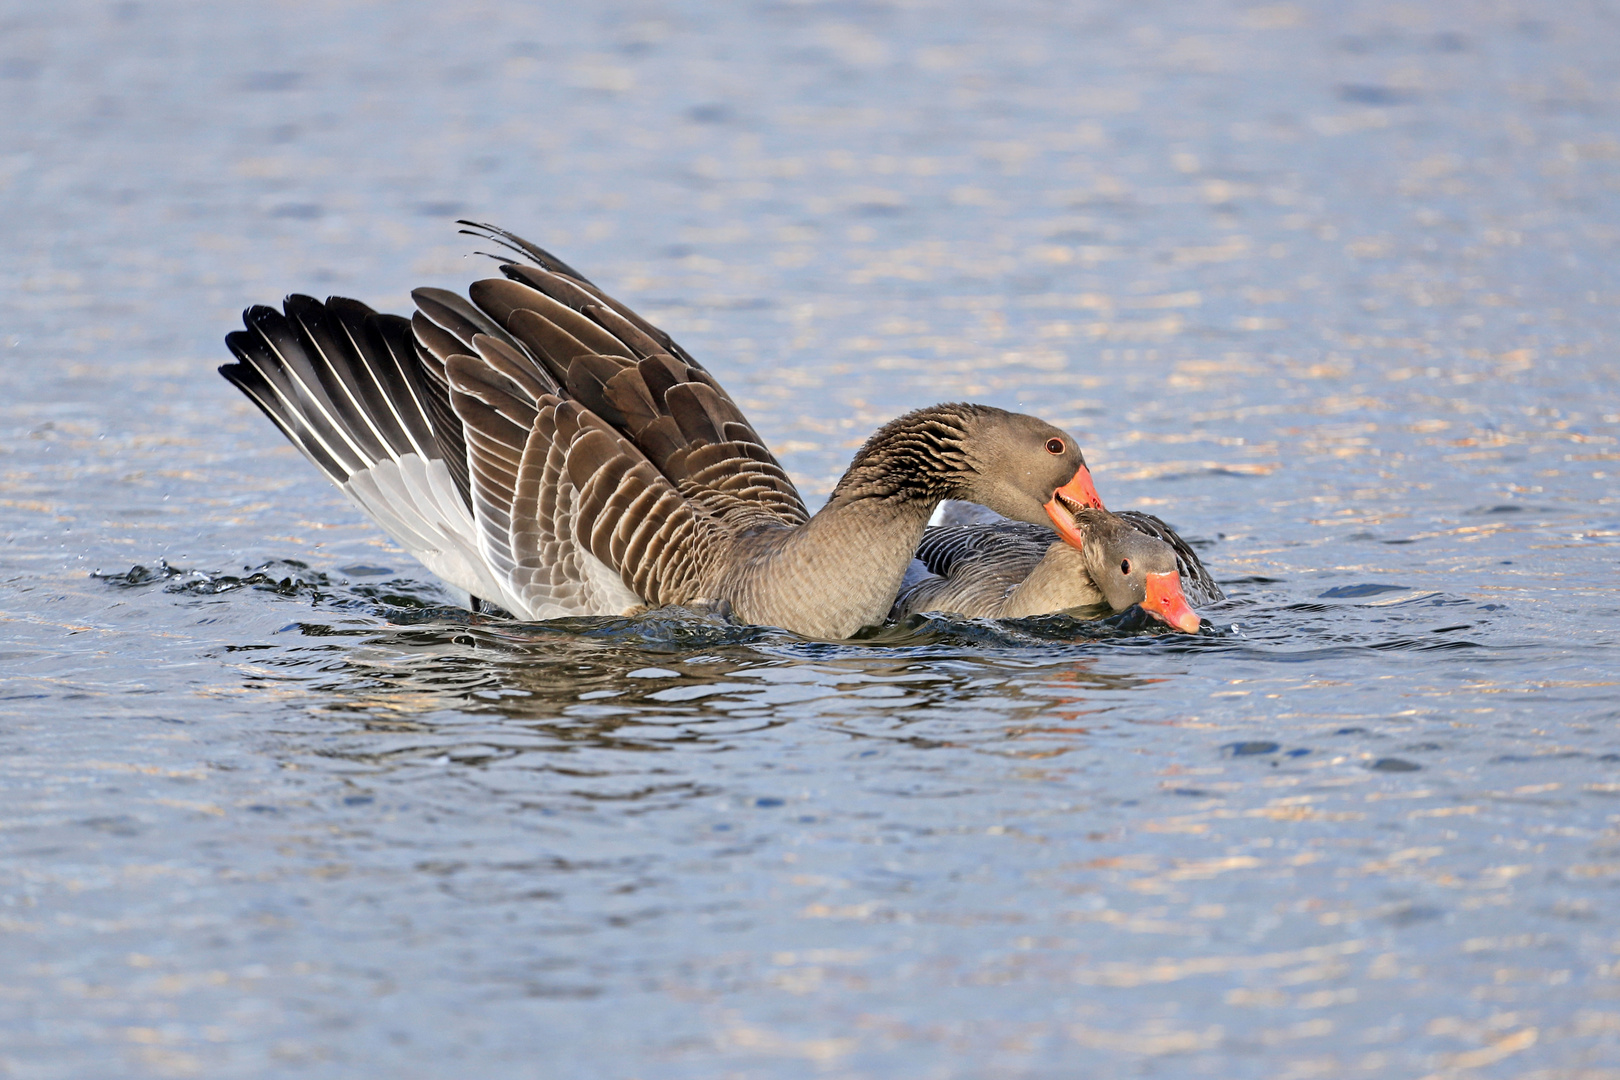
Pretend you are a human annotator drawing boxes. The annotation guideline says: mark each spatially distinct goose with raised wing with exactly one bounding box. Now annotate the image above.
[891,499,1221,632]
[218,223,1104,640]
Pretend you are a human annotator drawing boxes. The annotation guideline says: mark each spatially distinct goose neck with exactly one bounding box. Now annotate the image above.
[830,404,986,503]
[730,493,936,639]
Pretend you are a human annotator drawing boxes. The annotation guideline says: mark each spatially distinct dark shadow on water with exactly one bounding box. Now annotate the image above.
[92,560,1528,752]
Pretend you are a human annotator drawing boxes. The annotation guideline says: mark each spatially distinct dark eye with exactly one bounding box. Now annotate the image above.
[1120,559,1131,575]
[1045,438,1065,455]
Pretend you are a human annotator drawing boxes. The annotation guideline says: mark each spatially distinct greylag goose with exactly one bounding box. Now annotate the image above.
[218,223,1105,640]
[891,501,1221,632]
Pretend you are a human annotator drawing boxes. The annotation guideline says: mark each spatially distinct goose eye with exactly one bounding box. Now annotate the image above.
[1120,559,1131,575]
[1045,437,1065,455]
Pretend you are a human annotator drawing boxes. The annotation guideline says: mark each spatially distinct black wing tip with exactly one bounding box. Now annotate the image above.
[282,293,324,317]
[454,219,594,284]
[223,329,265,363]
[324,295,378,318]
[466,247,517,268]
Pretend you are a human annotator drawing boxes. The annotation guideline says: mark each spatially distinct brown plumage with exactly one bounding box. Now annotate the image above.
[892,501,1222,631]
[219,223,1103,639]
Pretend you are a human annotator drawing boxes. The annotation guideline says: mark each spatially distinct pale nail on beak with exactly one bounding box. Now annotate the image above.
[1141,571,1201,633]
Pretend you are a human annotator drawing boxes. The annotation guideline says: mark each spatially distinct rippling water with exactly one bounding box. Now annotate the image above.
[3,0,1618,1076]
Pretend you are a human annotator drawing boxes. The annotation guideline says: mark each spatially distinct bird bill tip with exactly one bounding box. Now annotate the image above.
[1142,571,1201,633]
[1052,465,1104,512]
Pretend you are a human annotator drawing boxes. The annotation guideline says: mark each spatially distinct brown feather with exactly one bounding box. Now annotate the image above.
[506,308,597,384]
[562,354,634,429]
[631,415,688,470]
[498,262,602,312]
[411,311,464,373]
[664,382,725,445]
[469,278,636,361]
[582,303,663,359]
[412,287,508,350]
[636,354,685,404]
[601,366,663,436]
[471,334,553,401]
[445,355,538,432]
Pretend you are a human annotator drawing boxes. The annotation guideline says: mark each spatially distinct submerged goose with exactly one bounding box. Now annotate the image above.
[892,500,1222,632]
[219,223,1104,640]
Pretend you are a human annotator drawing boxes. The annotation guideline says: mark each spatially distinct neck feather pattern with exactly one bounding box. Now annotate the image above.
[831,403,988,503]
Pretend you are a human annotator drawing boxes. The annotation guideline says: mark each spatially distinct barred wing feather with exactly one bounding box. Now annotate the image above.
[222,224,808,622]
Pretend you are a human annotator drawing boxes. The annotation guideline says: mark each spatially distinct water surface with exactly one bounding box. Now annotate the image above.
[3,0,1619,1076]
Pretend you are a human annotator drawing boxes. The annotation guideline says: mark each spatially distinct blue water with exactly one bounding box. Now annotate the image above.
[3,1,1618,1076]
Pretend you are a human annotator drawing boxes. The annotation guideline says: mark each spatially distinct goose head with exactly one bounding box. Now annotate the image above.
[953,408,1104,528]
[1069,509,1202,633]
[834,405,1104,529]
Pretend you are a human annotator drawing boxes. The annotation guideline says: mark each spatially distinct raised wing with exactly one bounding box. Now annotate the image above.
[456,221,809,531]
[415,275,742,618]
[222,225,807,621]
[220,296,509,606]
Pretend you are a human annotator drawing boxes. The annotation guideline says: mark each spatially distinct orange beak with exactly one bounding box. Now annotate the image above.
[1042,465,1105,549]
[1142,571,1201,633]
